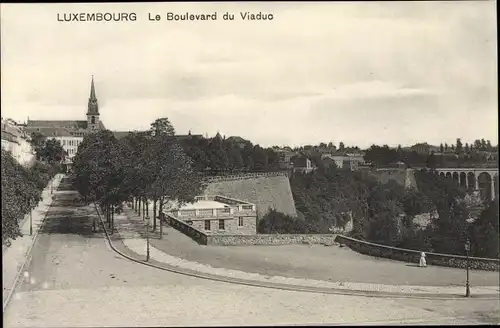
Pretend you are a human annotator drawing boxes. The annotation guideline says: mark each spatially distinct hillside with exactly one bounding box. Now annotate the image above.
[203,175,298,219]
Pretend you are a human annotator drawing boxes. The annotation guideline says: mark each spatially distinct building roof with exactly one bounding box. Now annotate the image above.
[27,119,105,130]
[24,127,75,137]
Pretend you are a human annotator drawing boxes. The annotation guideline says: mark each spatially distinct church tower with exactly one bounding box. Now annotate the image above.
[86,76,100,133]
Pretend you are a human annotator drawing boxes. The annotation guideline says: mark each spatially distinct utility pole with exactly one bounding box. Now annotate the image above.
[146,216,150,261]
[465,238,471,297]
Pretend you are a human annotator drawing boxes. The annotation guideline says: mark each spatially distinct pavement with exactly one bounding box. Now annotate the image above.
[3,180,499,326]
[2,173,63,309]
[113,206,500,298]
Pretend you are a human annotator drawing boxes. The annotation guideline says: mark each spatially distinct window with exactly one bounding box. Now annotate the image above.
[219,219,225,230]
[204,220,211,231]
[91,116,95,124]
[63,140,66,146]
[238,217,244,227]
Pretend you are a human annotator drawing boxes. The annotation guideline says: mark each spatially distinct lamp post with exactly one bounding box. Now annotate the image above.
[465,238,471,297]
[146,216,150,262]
[29,199,33,236]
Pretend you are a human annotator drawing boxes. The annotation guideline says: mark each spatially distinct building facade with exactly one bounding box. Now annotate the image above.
[165,195,257,235]
[1,118,36,167]
[292,157,315,173]
[321,152,365,170]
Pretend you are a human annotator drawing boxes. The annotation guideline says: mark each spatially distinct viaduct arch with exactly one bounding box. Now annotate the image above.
[434,168,498,202]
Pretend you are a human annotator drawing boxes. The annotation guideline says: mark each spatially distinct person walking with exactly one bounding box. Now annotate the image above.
[419,252,427,267]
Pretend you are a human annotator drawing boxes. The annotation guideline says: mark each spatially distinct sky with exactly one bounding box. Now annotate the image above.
[1,2,497,149]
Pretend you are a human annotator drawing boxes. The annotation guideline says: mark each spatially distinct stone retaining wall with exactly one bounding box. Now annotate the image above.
[207,234,337,246]
[336,235,500,272]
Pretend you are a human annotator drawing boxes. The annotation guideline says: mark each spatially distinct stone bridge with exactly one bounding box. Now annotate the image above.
[434,167,498,201]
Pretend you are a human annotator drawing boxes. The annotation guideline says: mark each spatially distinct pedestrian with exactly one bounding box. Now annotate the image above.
[419,252,427,267]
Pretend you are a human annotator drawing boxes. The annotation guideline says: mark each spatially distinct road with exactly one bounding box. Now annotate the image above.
[3,178,499,326]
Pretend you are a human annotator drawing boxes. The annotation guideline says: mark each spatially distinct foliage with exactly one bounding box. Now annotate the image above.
[29,133,65,163]
[72,118,203,233]
[257,209,308,234]
[469,201,499,259]
[1,149,58,246]
[178,135,281,174]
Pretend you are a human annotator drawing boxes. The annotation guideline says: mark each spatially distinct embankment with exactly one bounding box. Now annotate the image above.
[203,173,297,218]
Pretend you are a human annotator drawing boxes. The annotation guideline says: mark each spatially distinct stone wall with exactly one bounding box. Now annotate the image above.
[336,235,500,272]
[204,175,297,218]
[188,216,257,235]
[207,234,338,246]
[164,214,208,245]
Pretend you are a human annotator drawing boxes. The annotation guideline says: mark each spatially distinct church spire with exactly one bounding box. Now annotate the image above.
[90,75,97,101]
[87,75,99,115]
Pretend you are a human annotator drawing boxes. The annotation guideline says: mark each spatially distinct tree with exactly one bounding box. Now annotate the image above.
[339,142,345,153]
[150,117,175,136]
[146,134,203,237]
[486,140,492,152]
[2,149,58,246]
[469,201,499,259]
[72,130,129,232]
[474,139,482,151]
[439,143,444,153]
[455,138,463,155]
[480,138,486,151]
[257,209,307,234]
[464,143,469,153]
[444,143,449,151]
[39,138,66,163]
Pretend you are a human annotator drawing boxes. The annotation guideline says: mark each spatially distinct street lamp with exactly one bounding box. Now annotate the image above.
[146,216,150,262]
[29,199,33,236]
[465,238,471,297]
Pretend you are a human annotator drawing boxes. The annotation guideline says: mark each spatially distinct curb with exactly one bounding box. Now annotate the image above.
[94,204,498,301]
[3,176,61,313]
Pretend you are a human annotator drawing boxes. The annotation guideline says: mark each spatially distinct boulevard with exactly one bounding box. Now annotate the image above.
[3,177,499,326]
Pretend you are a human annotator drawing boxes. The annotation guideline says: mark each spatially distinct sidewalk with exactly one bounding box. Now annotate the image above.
[2,174,64,307]
[112,207,500,298]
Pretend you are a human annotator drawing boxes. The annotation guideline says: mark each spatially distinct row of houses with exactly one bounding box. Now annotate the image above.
[1,118,36,167]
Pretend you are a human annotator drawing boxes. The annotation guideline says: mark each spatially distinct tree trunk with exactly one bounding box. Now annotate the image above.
[153,199,157,231]
[159,197,163,239]
[111,206,115,234]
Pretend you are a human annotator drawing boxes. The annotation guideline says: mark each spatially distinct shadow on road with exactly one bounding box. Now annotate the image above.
[39,177,103,239]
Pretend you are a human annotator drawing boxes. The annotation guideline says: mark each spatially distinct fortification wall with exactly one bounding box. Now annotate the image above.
[336,235,500,271]
[203,174,297,219]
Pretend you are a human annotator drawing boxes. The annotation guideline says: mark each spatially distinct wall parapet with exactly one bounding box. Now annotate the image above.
[335,235,500,272]
[163,214,208,245]
[203,171,289,183]
[207,234,338,246]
